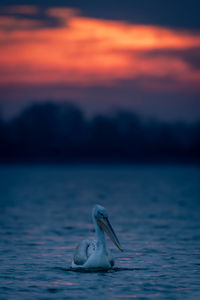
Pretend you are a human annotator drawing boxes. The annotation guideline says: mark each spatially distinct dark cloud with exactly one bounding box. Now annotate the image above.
[137,48,200,71]
[0,6,64,29]
[0,0,200,29]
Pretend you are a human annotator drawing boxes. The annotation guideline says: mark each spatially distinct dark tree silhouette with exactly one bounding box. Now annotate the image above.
[0,102,199,163]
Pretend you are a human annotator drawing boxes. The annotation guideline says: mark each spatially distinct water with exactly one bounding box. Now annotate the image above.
[0,165,200,299]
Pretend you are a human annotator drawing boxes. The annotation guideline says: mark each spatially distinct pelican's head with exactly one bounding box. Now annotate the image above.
[93,204,123,252]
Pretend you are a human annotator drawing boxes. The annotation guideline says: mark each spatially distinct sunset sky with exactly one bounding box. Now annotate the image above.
[0,1,200,120]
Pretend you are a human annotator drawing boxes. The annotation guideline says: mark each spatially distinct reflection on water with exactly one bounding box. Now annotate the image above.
[0,165,200,299]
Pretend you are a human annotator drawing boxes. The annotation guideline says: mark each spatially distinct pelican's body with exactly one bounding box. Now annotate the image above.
[72,204,123,269]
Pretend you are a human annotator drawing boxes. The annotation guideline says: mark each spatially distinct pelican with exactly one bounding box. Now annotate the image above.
[72,204,123,269]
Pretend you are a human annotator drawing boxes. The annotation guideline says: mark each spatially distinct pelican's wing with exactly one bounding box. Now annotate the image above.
[87,240,115,266]
[73,239,91,265]
[87,239,97,257]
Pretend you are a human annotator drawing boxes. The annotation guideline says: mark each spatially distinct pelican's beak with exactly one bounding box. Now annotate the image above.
[97,217,123,252]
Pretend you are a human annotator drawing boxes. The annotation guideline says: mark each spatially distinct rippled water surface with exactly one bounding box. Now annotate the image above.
[0,165,200,299]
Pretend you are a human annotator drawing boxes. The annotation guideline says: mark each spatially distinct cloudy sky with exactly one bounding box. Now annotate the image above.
[0,0,200,120]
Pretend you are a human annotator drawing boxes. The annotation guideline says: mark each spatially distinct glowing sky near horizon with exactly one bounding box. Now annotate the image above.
[0,5,200,120]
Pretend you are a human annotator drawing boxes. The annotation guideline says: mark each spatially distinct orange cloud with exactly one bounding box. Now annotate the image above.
[0,6,200,91]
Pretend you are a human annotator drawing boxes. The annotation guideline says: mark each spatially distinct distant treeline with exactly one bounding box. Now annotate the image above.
[0,102,199,163]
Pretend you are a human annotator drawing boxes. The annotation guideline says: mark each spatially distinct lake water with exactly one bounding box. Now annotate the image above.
[0,165,200,299]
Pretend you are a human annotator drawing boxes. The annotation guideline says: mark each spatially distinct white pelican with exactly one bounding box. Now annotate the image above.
[72,204,123,269]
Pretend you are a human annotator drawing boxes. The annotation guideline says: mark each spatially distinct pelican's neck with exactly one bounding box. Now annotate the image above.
[93,218,107,250]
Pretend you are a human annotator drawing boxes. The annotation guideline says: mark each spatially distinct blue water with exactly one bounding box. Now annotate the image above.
[0,165,200,299]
